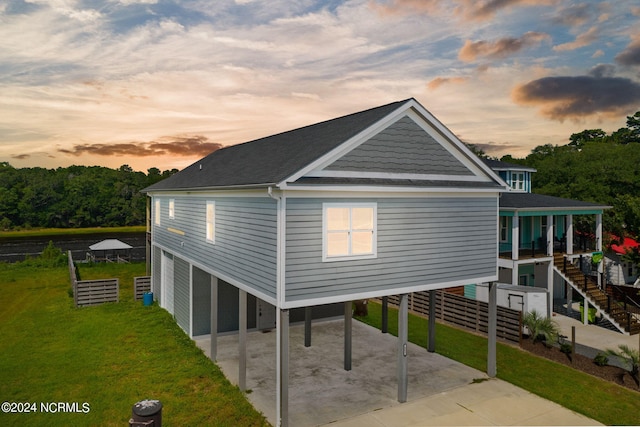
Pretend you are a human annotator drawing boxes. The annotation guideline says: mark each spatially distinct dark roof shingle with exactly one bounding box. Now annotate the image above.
[500,192,609,210]
[144,99,410,191]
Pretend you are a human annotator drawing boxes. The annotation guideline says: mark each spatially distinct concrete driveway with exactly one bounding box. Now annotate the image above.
[196,318,599,426]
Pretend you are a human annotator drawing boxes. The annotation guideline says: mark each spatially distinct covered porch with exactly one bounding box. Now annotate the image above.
[496,193,609,318]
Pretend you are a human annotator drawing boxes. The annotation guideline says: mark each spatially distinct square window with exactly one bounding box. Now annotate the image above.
[323,203,377,262]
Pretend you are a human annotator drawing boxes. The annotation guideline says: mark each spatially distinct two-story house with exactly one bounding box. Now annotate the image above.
[472,160,637,333]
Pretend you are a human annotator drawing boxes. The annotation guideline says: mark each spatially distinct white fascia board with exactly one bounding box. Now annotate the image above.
[491,165,537,173]
[305,170,488,182]
[280,274,498,309]
[405,100,509,189]
[278,98,508,191]
[280,185,503,196]
[147,188,273,198]
[277,100,413,187]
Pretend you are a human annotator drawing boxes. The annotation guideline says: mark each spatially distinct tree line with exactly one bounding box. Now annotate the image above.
[1,110,639,238]
[497,111,640,240]
[0,163,176,230]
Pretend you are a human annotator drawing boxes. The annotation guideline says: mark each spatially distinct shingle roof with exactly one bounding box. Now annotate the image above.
[500,192,609,210]
[144,99,411,191]
[482,158,536,172]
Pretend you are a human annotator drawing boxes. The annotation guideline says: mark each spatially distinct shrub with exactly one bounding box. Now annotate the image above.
[560,343,572,354]
[594,353,609,366]
[522,310,560,344]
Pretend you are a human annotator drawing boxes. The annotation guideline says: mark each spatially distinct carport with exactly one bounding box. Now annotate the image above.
[196,317,489,426]
[197,286,499,427]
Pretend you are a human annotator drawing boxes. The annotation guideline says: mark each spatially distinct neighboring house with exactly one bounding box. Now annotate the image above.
[142,98,507,426]
[467,160,640,333]
[606,236,639,286]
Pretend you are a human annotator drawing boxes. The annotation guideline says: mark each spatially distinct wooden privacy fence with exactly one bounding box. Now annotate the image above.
[68,250,119,307]
[381,290,522,344]
[134,276,152,301]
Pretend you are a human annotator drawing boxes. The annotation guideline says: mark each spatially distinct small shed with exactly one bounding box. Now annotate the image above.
[89,239,132,263]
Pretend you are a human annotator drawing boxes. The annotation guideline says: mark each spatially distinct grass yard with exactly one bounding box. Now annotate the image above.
[356,301,640,426]
[0,260,268,427]
[0,226,146,238]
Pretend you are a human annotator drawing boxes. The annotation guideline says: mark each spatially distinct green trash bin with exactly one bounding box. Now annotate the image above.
[579,305,596,323]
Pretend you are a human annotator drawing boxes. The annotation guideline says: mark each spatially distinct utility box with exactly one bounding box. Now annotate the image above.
[130,399,162,427]
[475,283,548,316]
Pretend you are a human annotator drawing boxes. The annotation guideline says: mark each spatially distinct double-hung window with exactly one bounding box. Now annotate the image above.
[511,172,525,191]
[206,201,215,243]
[323,203,376,262]
[169,199,175,219]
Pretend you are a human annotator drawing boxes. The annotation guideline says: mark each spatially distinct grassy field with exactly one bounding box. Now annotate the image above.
[3,251,640,426]
[0,259,268,427]
[0,226,146,238]
[356,302,640,426]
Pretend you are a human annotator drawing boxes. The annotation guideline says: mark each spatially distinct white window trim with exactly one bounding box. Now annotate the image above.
[169,199,175,219]
[206,201,215,243]
[322,202,377,262]
[511,172,525,191]
[155,200,161,226]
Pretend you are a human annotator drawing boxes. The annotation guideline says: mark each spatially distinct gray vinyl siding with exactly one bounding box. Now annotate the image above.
[192,266,211,336]
[285,197,497,302]
[174,255,190,335]
[152,196,277,300]
[325,116,473,176]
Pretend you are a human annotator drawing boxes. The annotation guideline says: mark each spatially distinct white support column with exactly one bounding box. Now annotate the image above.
[344,301,352,371]
[596,213,603,287]
[566,215,574,255]
[547,215,554,256]
[512,263,519,287]
[487,282,497,378]
[547,261,554,317]
[512,213,519,261]
[397,293,408,403]
[277,309,290,427]
[239,289,247,392]
[210,276,218,362]
[596,214,603,252]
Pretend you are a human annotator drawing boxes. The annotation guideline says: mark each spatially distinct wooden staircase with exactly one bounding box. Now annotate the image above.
[553,254,640,335]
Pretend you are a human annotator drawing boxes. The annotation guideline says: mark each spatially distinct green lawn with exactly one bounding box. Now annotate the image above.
[3,254,639,426]
[356,302,640,426]
[0,226,146,238]
[0,260,268,426]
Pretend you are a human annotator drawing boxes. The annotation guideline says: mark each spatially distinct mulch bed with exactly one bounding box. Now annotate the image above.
[520,338,640,392]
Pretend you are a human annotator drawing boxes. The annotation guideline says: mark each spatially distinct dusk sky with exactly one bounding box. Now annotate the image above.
[2,0,640,172]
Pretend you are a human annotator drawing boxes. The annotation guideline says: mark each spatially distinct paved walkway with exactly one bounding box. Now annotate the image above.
[553,302,640,369]
[196,317,602,427]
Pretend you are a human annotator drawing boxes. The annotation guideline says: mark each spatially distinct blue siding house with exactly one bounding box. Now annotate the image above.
[474,159,625,333]
[143,98,507,425]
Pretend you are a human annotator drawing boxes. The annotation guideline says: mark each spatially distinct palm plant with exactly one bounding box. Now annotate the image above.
[522,310,560,344]
[606,344,639,381]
